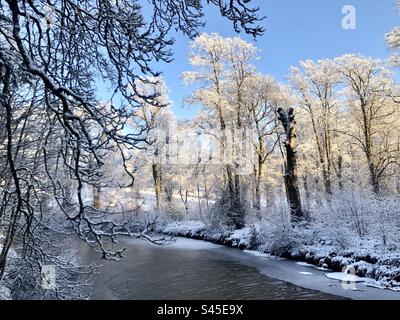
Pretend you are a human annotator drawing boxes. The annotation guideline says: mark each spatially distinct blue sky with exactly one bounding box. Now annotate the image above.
[153,0,399,119]
[97,1,400,119]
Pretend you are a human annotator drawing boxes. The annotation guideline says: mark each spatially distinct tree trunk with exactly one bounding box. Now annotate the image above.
[152,163,162,209]
[367,157,380,194]
[225,164,244,228]
[309,109,332,195]
[93,186,101,209]
[336,154,343,190]
[203,167,209,209]
[197,181,202,217]
[254,160,262,219]
[302,173,310,212]
[179,187,189,215]
[229,136,246,228]
[277,108,304,221]
[361,103,380,194]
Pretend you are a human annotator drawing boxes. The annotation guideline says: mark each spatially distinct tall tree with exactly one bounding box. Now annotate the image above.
[243,75,279,217]
[277,107,304,220]
[336,54,398,194]
[289,59,341,196]
[183,33,258,228]
[133,77,172,210]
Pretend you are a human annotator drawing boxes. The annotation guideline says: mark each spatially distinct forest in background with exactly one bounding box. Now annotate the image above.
[101,32,400,244]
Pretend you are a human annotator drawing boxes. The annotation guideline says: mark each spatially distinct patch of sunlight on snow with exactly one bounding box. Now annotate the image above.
[299,271,314,275]
[325,272,365,283]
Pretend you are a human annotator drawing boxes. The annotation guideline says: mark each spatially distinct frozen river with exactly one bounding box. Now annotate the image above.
[77,237,400,300]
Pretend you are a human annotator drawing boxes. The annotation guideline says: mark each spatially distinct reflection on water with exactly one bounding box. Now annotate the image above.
[77,238,340,300]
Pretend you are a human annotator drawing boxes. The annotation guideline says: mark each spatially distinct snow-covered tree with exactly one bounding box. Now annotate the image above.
[242,75,280,216]
[289,59,341,196]
[336,54,399,194]
[0,0,264,296]
[183,33,259,228]
[385,27,400,66]
[132,77,174,210]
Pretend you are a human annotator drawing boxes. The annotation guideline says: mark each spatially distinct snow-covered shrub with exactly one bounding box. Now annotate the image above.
[1,220,95,300]
[8,245,94,300]
[313,187,400,249]
[363,195,400,248]
[226,227,259,249]
[256,204,300,254]
[0,285,11,300]
[206,192,235,229]
[163,221,206,237]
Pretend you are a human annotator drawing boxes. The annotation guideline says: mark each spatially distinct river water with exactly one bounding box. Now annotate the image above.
[77,237,342,300]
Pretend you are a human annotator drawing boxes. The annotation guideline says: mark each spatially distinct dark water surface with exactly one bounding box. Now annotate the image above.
[77,237,341,300]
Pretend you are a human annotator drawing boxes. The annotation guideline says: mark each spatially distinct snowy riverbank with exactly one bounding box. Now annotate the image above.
[159,220,400,293]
